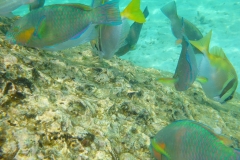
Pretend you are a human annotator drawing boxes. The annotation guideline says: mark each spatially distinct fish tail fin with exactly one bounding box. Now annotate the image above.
[189,30,212,55]
[158,77,178,84]
[161,1,178,20]
[143,6,149,18]
[93,0,122,25]
[121,0,146,23]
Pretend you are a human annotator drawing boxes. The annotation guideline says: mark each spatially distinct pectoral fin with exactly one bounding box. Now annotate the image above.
[158,77,178,84]
[196,76,208,84]
[35,15,47,39]
[151,138,170,159]
[189,30,212,55]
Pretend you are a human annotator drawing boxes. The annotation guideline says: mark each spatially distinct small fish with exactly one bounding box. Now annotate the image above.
[161,1,202,45]
[158,19,198,91]
[190,30,238,103]
[6,0,122,48]
[115,6,149,57]
[150,120,240,160]
[91,0,146,59]
[0,0,44,17]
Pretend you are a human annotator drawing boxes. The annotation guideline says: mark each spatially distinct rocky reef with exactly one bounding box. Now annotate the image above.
[0,17,240,159]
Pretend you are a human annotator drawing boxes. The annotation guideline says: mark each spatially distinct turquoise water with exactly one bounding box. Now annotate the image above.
[15,0,240,93]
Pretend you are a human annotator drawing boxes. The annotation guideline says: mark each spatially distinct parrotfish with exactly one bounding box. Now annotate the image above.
[42,0,101,51]
[150,120,240,160]
[91,0,146,59]
[115,6,149,57]
[0,0,44,17]
[6,0,122,48]
[190,30,238,103]
[158,19,198,91]
[161,1,203,45]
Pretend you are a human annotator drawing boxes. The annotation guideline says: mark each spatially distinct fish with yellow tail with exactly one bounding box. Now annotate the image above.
[6,0,122,48]
[161,1,202,45]
[91,0,146,59]
[150,120,240,160]
[115,6,149,57]
[190,30,238,103]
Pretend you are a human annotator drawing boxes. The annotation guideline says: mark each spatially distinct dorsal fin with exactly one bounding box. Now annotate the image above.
[190,30,212,55]
[210,46,227,59]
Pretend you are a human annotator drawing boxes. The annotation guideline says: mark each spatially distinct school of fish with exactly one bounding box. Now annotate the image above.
[1,0,240,159]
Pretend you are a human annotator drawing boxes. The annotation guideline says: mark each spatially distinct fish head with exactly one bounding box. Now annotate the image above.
[6,18,35,45]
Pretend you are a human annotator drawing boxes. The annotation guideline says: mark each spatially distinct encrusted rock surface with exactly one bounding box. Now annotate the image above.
[0,17,240,159]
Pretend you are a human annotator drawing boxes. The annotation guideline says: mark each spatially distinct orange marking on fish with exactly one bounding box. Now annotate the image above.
[176,39,182,45]
[153,149,162,160]
[159,143,166,149]
[16,27,35,44]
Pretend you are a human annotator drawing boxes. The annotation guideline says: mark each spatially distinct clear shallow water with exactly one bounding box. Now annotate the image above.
[1,1,240,159]
[13,0,240,93]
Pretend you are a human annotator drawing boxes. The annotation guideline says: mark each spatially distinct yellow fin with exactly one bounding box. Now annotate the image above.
[158,77,178,84]
[217,135,233,147]
[189,30,212,55]
[16,27,35,44]
[210,46,227,59]
[120,0,146,23]
[196,76,208,84]
[151,138,170,159]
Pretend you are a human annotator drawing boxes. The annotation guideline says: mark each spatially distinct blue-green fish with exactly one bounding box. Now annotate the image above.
[115,6,149,57]
[190,30,238,103]
[0,0,44,16]
[158,19,198,91]
[150,120,240,160]
[161,1,202,45]
[6,0,121,48]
